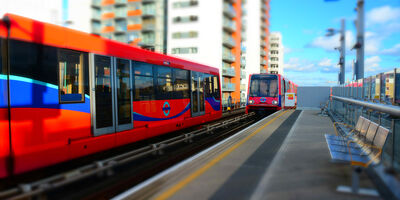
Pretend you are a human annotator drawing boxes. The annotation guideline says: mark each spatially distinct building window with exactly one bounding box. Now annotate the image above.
[173,0,198,8]
[172,47,198,54]
[172,31,198,39]
[271,50,278,54]
[271,64,278,68]
[271,57,279,61]
[128,1,140,11]
[59,49,85,103]
[271,43,279,47]
[173,15,198,23]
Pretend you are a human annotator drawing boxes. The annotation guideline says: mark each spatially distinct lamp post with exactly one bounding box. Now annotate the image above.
[353,0,364,80]
[326,19,346,85]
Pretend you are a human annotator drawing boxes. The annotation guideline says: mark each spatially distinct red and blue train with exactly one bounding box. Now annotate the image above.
[0,14,222,178]
[246,73,297,114]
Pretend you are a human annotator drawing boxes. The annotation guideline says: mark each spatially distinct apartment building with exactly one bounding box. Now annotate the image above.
[168,0,270,103]
[241,0,270,100]
[92,0,167,53]
[268,32,284,75]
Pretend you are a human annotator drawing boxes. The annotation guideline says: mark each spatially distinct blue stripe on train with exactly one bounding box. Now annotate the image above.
[1,75,90,113]
[133,103,191,121]
[205,97,221,111]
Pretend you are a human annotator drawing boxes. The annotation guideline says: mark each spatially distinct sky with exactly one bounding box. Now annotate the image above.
[270,0,400,86]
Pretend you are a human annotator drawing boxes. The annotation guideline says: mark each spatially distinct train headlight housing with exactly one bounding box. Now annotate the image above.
[249,100,255,104]
[272,100,278,105]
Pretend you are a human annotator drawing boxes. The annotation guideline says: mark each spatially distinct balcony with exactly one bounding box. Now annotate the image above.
[223,3,236,18]
[142,9,156,18]
[222,67,236,77]
[142,23,155,32]
[115,25,127,33]
[142,0,155,3]
[222,82,236,92]
[260,40,267,47]
[139,39,155,46]
[240,57,246,66]
[241,69,246,79]
[260,49,266,56]
[115,0,127,6]
[92,12,101,21]
[261,31,266,38]
[240,84,247,91]
[115,11,127,19]
[261,12,267,19]
[92,0,101,8]
[260,59,267,66]
[241,46,246,53]
[222,52,235,63]
[262,3,268,11]
[223,35,236,48]
[223,18,236,33]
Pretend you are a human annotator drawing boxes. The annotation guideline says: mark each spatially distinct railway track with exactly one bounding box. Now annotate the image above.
[0,111,265,200]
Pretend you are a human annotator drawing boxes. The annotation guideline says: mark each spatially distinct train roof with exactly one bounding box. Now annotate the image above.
[249,73,297,86]
[2,13,219,75]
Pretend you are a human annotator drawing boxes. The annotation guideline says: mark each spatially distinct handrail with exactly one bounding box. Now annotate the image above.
[332,96,400,117]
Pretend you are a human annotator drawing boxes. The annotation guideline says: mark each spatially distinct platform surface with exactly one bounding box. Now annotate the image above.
[115,110,380,200]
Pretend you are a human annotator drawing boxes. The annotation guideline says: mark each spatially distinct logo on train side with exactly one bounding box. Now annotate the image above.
[163,101,171,116]
[260,97,267,103]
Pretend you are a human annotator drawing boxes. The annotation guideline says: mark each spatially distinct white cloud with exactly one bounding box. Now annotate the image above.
[284,47,293,54]
[365,56,381,72]
[367,6,400,25]
[308,31,354,52]
[284,58,316,72]
[381,43,400,55]
[318,58,332,67]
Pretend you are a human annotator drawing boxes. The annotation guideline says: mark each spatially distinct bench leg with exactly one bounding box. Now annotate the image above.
[336,167,379,197]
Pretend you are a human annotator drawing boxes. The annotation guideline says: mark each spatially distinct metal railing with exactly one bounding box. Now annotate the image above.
[330,93,400,174]
[222,67,236,77]
[222,82,235,92]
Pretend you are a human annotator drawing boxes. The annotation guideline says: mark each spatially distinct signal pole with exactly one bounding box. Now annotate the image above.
[354,0,364,80]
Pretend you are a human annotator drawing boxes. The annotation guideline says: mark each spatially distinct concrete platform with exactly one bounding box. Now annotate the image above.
[114,110,380,200]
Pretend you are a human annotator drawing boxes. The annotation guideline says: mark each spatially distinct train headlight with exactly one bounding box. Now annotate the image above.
[249,100,255,104]
[272,100,278,105]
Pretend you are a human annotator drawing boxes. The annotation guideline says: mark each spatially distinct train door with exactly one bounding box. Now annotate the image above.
[90,55,133,136]
[191,71,205,117]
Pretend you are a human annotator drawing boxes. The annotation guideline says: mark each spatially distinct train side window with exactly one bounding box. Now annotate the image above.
[213,75,221,99]
[58,49,85,103]
[204,74,212,98]
[173,68,189,99]
[156,65,173,99]
[133,61,155,101]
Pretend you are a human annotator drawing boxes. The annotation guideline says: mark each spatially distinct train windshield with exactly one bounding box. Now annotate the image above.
[250,75,278,97]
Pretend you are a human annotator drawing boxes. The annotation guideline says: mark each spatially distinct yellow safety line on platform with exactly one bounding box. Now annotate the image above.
[154,110,289,200]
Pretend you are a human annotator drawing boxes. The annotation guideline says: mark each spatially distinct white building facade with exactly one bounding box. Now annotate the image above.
[268,32,284,75]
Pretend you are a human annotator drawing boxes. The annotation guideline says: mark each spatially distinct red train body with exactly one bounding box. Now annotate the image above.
[246,74,297,114]
[0,14,222,178]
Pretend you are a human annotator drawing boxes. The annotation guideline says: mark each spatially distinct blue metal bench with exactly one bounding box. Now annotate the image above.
[324,116,390,196]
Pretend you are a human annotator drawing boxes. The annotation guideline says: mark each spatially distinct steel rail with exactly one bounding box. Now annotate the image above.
[0,112,255,200]
[332,96,400,117]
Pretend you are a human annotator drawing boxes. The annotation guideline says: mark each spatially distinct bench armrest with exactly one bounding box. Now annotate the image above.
[347,140,382,167]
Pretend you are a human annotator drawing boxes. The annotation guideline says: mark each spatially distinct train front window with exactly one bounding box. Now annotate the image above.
[250,75,278,97]
[58,49,85,103]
